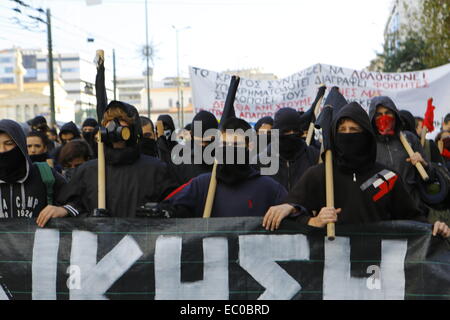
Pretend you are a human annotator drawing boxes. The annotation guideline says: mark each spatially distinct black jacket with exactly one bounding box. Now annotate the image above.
[57,101,178,217]
[166,169,288,218]
[257,143,319,191]
[368,96,435,209]
[286,102,427,225]
[0,120,66,219]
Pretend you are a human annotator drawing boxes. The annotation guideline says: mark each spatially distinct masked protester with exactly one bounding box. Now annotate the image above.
[162,117,287,218]
[27,131,51,164]
[368,96,436,212]
[51,121,82,170]
[156,114,178,164]
[254,116,273,150]
[436,131,450,171]
[81,118,98,158]
[0,119,68,223]
[51,101,178,221]
[139,116,158,158]
[258,108,319,191]
[262,102,450,239]
[58,139,92,181]
[170,110,219,185]
[399,110,443,164]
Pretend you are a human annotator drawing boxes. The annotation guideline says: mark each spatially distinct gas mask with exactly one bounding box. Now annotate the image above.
[100,118,131,144]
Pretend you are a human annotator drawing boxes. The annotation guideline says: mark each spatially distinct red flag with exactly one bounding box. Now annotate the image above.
[422,98,435,132]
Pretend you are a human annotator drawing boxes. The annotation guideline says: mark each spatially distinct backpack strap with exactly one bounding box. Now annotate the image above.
[35,162,55,205]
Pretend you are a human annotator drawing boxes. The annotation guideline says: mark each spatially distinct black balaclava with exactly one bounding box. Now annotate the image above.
[399,110,419,138]
[216,145,254,186]
[216,117,255,186]
[0,146,27,183]
[81,118,99,146]
[157,114,176,139]
[190,110,219,163]
[30,152,49,163]
[273,108,306,160]
[332,102,377,174]
[141,138,158,157]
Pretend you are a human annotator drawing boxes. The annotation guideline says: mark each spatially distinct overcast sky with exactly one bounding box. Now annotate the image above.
[0,0,392,80]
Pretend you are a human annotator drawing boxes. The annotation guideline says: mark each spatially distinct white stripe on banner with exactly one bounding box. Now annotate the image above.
[32,229,60,300]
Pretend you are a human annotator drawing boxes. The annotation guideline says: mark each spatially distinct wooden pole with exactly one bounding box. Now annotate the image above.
[420,126,427,147]
[399,131,429,181]
[324,150,335,240]
[96,49,106,210]
[202,160,218,218]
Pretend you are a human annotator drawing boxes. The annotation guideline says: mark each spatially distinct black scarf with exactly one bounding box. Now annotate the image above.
[140,138,159,157]
[29,152,49,163]
[0,147,27,183]
[334,132,374,173]
[216,146,254,186]
[104,145,140,166]
[279,134,306,160]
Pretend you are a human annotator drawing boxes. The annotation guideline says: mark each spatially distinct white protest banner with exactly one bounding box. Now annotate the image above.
[189,63,450,131]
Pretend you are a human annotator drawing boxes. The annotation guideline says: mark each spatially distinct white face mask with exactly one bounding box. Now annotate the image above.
[164,129,172,140]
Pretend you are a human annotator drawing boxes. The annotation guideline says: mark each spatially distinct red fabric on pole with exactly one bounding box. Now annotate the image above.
[422,98,435,132]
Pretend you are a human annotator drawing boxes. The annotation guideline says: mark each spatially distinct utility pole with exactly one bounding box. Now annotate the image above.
[172,25,190,128]
[145,0,151,118]
[46,9,56,128]
[113,49,117,100]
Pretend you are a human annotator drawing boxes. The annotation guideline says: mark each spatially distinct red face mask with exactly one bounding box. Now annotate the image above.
[375,114,395,135]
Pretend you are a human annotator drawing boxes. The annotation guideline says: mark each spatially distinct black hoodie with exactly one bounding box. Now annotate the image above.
[285,102,426,225]
[57,101,178,217]
[368,96,434,209]
[0,119,66,219]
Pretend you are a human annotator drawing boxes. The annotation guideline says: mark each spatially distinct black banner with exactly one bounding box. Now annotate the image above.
[0,217,449,300]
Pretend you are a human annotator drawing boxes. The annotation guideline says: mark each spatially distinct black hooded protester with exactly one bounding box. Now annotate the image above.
[156,114,178,164]
[139,116,158,158]
[81,118,99,158]
[399,109,443,164]
[53,101,178,219]
[262,102,450,239]
[0,119,67,221]
[258,107,319,191]
[51,121,82,169]
[170,110,219,185]
[368,96,436,212]
[161,117,288,218]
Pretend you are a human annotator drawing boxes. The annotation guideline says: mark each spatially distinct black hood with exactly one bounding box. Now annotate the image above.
[157,114,176,132]
[254,116,273,131]
[0,119,31,183]
[332,102,377,166]
[192,110,218,137]
[59,121,81,139]
[368,96,403,134]
[273,108,302,133]
[82,117,98,128]
[104,100,143,145]
[399,110,419,138]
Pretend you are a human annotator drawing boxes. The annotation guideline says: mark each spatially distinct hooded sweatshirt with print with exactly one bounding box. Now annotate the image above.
[0,119,66,219]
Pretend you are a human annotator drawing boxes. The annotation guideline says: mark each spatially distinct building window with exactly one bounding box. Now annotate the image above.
[4,67,13,73]
[62,68,79,73]
[168,98,173,107]
[0,57,12,63]
[189,97,192,104]
[0,77,14,84]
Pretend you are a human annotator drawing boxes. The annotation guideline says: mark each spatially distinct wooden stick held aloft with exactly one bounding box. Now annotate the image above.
[324,150,335,241]
[399,131,429,181]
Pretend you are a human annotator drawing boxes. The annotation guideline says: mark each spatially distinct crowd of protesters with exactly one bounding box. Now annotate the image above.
[0,95,449,238]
